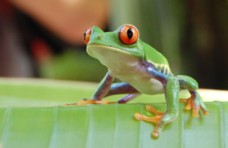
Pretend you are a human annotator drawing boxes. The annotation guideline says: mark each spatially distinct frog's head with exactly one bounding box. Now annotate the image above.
[84,24,145,62]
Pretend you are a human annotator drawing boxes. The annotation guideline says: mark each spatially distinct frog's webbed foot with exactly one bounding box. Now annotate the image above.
[65,99,115,106]
[180,91,208,117]
[135,105,166,138]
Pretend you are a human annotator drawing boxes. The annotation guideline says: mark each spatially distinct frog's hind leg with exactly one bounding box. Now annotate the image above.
[181,91,208,117]
[117,94,140,103]
[106,82,139,103]
[106,82,138,96]
[177,75,208,117]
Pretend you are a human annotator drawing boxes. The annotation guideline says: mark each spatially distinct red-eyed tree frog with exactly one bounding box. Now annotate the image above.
[76,24,208,138]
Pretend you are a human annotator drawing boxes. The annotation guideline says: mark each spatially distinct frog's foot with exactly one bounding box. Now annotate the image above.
[135,105,165,138]
[180,92,208,117]
[65,99,115,106]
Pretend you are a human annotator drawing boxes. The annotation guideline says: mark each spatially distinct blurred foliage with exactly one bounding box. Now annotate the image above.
[39,0,227,89]
[39,50,107,82]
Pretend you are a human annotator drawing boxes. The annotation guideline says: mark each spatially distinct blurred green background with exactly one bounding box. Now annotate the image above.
[43,0,228,89]
[0,0,227,89]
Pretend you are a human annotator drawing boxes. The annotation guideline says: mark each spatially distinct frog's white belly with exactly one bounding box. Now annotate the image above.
[87,45,164,95]
[108,61,164,95]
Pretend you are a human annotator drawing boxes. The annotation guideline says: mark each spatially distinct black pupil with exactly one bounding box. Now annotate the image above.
[84,32,86,40]
[127,28,133,39]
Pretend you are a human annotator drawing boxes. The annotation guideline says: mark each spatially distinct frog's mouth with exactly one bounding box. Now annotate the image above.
[86,44,140,68]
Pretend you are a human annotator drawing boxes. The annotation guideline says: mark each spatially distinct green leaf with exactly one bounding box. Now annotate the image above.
[0,78,227,148]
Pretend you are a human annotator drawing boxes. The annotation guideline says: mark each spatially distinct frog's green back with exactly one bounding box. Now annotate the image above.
[142,42,168,65]
[142,42,172,75]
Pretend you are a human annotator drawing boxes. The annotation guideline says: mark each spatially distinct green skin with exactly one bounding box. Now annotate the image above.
[84,24,208,138]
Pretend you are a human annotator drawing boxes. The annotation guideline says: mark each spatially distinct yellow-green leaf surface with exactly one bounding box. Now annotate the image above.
[0,78,227,148]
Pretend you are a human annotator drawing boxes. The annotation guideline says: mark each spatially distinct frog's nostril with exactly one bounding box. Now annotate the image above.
[98,35,103,39]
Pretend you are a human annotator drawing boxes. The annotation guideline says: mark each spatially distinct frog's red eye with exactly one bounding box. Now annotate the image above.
[119,25,139,45]
[84,28,92,44]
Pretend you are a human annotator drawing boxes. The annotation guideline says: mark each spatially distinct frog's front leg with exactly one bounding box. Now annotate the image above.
[135,77,180,138]
[66,72,114,105]
[91,72,114,100]
[75,72,114,105]
[73,73,139,105]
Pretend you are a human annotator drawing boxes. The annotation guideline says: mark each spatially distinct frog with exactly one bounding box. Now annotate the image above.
[77,24,208,138]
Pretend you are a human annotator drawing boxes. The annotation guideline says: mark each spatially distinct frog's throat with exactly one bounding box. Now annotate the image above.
[86,44,140,69]
[86,44,132,58]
